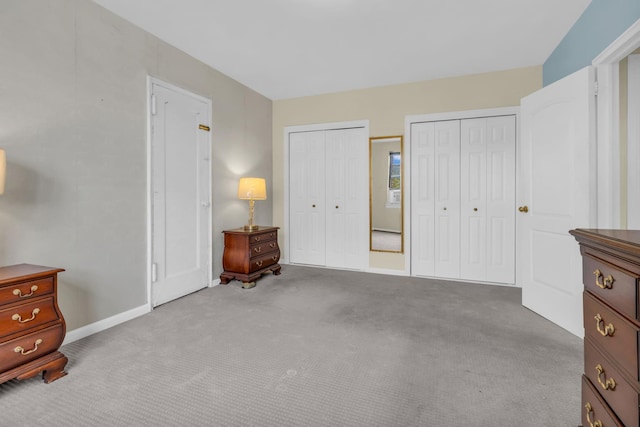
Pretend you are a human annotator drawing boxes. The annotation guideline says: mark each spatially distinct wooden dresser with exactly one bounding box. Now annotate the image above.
[220,227,281,288]
[570,229,640,427]
[0,264,67,384]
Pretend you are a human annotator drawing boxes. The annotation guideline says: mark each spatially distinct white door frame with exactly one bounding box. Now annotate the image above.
[593,17,640,228]
[628,54,640,227]
[404,106,520,277]
[283,120,369,265]
[146,76,213,310]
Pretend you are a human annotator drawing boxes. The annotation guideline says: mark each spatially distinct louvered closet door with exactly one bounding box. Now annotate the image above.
[325,128,369,269]
[460,116,515,283]
[411,120,460,278]
[289,131,326,265]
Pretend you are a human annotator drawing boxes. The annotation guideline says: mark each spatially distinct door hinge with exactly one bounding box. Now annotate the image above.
[150,94,157,115]
[594,80,599,97]
[198,124,210,132]
[151,262,158,283]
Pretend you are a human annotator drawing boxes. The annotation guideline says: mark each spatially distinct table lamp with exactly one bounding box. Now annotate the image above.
[238,177,266,231]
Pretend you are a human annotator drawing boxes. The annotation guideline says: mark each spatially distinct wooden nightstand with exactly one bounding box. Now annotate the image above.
[220,226,281,288]
[0,264,68,384]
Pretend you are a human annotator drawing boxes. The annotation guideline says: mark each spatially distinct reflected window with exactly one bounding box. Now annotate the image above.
[387,152,401,207]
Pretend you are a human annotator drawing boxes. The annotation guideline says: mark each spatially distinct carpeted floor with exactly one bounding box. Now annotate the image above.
[0,265,583,426]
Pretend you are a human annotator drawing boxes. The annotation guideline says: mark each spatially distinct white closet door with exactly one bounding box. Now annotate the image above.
[460,116,516,283]
[460,118,488,280]
[434,121,461,279]
[325,128,368,269]
[411,121,460,278]
[485,116,516,283]
[289,131,326,265]
[411,122,436,276]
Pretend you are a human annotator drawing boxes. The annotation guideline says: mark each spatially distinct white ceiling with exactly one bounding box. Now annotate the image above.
[92,0,591,100]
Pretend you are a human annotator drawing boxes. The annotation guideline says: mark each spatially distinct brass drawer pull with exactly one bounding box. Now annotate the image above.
[269,233,274,238]
[269,243,276,249]
[253,236,261,242]
[595,364,616,391]
[594,313,615,337]
[12,308,40,324]
[584,402,603,427]
[14,338,43,356]
[13,285,38,298]
[256,261,263,268]
[593,269,614,289]
[253,247,262,253]
[272,256,278,261]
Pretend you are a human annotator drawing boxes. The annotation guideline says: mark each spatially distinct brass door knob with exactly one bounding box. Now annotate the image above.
[518,206,529,213]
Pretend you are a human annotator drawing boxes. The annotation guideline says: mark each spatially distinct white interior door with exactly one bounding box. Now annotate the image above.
[325,128,368,269]
[289,131,326,265]
[151,82,211,307]
[485,116,516,284]
[460,116,516,284]
[460,118,488,281]
[411,120,460,278]
[411,122,437,276]
[519,66,596,337]
[434,121,461,279]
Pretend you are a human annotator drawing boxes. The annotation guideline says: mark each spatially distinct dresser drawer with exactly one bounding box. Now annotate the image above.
[0,297,60,339]
[584,291,640,381]
[0,323,64,373]
[250,251,280,273]
[584,254,639,321]
[0,277,54,306]
[582,375,624,427]
[585,337,640,427]
[249,240,279,259]
[249,230,277,245]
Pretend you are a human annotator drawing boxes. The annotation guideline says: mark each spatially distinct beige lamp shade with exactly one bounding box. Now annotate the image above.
[0,149,5,195]
[238,177,266,200]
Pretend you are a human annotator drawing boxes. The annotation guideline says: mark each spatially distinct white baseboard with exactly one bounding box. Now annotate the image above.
[62,304,150,346]
[365,267,410,277]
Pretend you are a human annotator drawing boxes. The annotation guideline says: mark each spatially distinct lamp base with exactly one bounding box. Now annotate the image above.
[243,224,260,231]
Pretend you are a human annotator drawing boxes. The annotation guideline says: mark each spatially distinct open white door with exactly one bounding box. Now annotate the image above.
[518,66,596,337]
[150,81,211,307]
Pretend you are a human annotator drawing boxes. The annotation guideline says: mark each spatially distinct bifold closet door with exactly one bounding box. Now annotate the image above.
[325,128,369,269]
[289,127,368,270]
[289,131,326,265]
[460,116,515,284]
[411,120,460,278]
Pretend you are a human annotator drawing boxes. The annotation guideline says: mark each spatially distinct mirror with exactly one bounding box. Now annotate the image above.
[370,136,403,253]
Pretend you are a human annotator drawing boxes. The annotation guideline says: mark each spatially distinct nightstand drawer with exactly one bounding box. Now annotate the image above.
[584,254,639,321]
[0,277,53,306]
[249,240,279,258]
[582,375,624,427]
[585,337,640,427]
[249,230,276,245]
[251,252,280,272]
[584,291,640,380]
[0,297,59,339]
[0,323,64,373]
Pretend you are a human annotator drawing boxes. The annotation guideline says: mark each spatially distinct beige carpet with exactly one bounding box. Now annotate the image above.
[0,265,583,426]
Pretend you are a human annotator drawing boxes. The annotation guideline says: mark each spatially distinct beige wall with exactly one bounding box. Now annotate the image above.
[273,66,542,270]
[0,0,272,331]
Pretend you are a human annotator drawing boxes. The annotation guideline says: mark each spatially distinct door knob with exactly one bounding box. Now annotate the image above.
[518,206,529,213]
